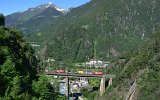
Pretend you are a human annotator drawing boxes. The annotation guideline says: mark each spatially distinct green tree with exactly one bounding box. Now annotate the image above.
[32,75,55,100]
[0,73,6,97]
[0,13,5,26]
[0,27,36,99]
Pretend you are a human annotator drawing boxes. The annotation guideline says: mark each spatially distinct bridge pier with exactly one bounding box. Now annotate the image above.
[108,78,112,86]
[46,72,115,98]
[99,78,106,96]
[65,77,70,100]
[99,78,113,96]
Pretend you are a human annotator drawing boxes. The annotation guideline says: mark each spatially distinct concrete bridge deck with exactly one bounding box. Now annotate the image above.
[46,72,116,97]
[46,72,115,78]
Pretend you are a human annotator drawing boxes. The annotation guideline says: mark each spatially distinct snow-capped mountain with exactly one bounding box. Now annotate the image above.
[5,2,70,35]
[5,2,70,25]
[29,2,68,13]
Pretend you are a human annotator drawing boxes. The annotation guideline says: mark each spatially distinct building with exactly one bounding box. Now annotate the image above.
[86,60,103,68]
[86,60,110,68]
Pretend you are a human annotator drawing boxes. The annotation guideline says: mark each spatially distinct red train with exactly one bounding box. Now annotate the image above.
[92,71,103,75]
[55,70,65,73]
[54,70,103,75]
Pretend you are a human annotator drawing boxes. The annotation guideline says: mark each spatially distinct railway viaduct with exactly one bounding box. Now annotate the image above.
[46,72,116,99]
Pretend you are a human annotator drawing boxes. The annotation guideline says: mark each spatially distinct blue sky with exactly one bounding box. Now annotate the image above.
[0,0,91,16]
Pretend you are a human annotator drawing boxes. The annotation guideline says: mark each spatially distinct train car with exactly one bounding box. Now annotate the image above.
[92,71,103,75]
[84,71,92,75]
[55,70,65,73]
[75,70,84,74]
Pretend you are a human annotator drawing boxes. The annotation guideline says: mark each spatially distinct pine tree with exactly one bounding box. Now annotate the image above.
[0,13,5,26]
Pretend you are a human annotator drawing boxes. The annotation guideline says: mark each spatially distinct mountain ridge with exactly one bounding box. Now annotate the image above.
[43,0,160,62]
[5,0,160,62]
[5,2,70,25]
[5,2,70,35]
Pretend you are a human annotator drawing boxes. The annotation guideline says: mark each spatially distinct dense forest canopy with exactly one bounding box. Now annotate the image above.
[0,17,57,100]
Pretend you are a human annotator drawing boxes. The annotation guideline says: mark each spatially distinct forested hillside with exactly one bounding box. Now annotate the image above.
[99,31,160,100]
[0,15,56,100]
[2,0,160,99]
[44,0,160,62]
[6,0,160,62]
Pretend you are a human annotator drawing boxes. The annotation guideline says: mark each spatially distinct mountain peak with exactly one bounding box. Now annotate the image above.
[35,2,68,13]
[48,2,52,5]
[45,2,53,8]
